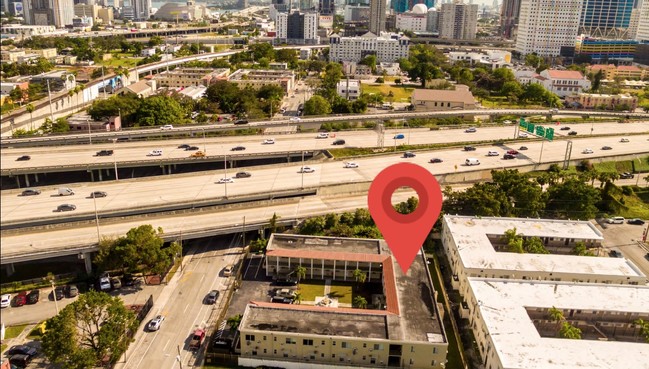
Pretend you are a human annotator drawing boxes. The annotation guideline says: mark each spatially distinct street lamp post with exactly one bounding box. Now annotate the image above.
[538,138,546,164]
[113,139,118,180]
[93,195,100,243]
[301,151,305,190]
[87,118,92,145]
[224,153,228,198]
[51,280,59,314]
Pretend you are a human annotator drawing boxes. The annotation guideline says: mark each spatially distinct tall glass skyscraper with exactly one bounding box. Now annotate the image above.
[579,0,634,38]
[392,0,435,13]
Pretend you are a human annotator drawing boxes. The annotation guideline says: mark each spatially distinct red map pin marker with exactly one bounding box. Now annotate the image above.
[368,163,443,274]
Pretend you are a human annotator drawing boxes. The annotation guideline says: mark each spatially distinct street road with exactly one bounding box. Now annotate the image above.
[2,122,648,171]
[2,134,648,223]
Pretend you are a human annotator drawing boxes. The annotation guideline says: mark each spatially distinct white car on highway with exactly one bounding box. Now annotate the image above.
[160,125,173,130]
[582,148,594,154]
[148,149,163,156]
[344,162,359,168]
[263,138,275,144]
[1,294,11,308]
[217,178,234,184]
[518,133,528,138]
[148,315,165,331]
[487,151,499,156]
[299,166,315,173]
[290,117,301,122]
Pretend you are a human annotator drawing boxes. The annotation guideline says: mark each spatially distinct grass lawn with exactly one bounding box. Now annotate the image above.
[4,324,29,340]
[99,54,143,69]
[328,282,353,305]
[361,84,414,101]
[26,323,45,340]
[298,281,324,302]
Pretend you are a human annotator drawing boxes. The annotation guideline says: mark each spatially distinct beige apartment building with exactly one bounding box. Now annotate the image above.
[228,69,296,94]
[236,234,448,369]
[587,64,647,80]
[154,68,230,88]
[565,92,638,110]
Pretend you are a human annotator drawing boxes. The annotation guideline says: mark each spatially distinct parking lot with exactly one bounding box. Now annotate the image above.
[596,220,649,277]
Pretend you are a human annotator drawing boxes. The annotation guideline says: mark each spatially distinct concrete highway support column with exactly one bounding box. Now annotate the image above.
[5,263,15,276]
[89,170,95,182]
[24,174,30,187]
[98,169,103,181]
[15,175,20,188]
[161,165,166,175]
[83,252,93,274]
[34,173,38,183]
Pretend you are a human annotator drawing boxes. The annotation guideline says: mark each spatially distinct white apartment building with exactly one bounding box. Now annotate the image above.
[395,4,428,33]
[447,49,512,68]
[515,0,583,56]
[441,215,649,369]
[336,79,361,100]
[0,24,60,38]
[276,11,319,45]
[329,32,410,63]
[438,1,478,39]
[637,0,649,42]
[538,69,592,97]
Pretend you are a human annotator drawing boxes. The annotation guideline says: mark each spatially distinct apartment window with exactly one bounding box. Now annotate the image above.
[286,338,296,344]
[433,347,437,354]
[274,337,277,341]
[245,335,255,341]
[252,351,257,356]
[274,350,277,354]
[342,342,348,348]
[333,341,336,346]
[284,353,289,358]
[411,346,415,352]
[263,336,267,340]
[263,349,267,354]
[431,360,436,366]
[363,343,367,348]
[303,339,314,346]
[410,359,414,364]
[322,340,326,345]
[332,354,336,358]
[374,344,383,350]
[371,358,377,364]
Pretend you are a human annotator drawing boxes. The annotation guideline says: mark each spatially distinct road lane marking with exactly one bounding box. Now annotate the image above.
[163,339,170,352]
[183,303,189,314]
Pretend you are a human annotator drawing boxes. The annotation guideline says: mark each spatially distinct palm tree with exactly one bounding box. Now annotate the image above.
[294,265,307,282]
[293,291,302,305]
[548,306,564,322]
[352,268,366,291]
[353,296,367,309]
[226,314,242,331]
[559,322,582,339]
[25,103,35,131]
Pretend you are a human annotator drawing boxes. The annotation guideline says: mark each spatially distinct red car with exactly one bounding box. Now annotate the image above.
[14,291,27,307]
[506,150,519,155]
[189,328,206,350]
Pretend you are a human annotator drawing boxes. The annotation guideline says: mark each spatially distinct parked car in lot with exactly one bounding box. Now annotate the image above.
[464,146,476,151]
[21,188,41,196]
[9,354,32,368]
[607,216,625,224]
[263,138,275,144]
[271,296,294,304]
[14,291,27,306]
[90,191,107,198]
[332,139,346,145]
[230,146,246,151]
[148,315,165,331]
[627,218,645,225]
[95,150,114,156]
[27,290,39,304]
[609,250,623,258]
[620,172,634,179]
[299,166,315,173]
[67,284,79,298]
[7,345,38,357]
[111,277,122,289]
[53,286,65,300]
[16,155,31,161]
[343,162,359,168]
[274,278,298,286]
[206,290,220,304]
[235,171,251,178]
[403,152,416,158]
[1,294,10,308]
[429,158,443,163]
[56,204,76,212]
[99,276,111,291]
[217,177,234,184]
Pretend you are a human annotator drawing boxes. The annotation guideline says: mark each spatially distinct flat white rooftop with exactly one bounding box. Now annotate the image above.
[444,215,645,279]
[469,279,649,369]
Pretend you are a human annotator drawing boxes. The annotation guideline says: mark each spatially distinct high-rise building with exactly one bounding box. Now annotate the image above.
[516,0,582,56]
[276,10,319,44]
[369,0,386,34]
[393,0,435,13]
[122,0,148,20]
[579,0,634,38]
[299,0,314,10]
[438,1,478,40]
[500,0,520,38]
[26,0,74,27]
[636,0,649,41]
[238,0,247,8]
[319,0,334,14]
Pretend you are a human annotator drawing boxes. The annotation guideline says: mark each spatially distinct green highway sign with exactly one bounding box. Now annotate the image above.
[519,118,554,141]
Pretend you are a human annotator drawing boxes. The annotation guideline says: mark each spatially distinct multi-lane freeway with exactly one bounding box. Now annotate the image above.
[3,122,649,172]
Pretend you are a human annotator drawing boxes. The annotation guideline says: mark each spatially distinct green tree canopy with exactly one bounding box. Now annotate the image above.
[304,95,332,115]
[135,95,185,127]
[544,178,601,220]
[88,93,141,124]
[42,290,138,368]
[399,44,447,87]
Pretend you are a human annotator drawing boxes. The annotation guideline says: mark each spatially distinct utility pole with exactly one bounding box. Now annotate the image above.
[46,79,54,122]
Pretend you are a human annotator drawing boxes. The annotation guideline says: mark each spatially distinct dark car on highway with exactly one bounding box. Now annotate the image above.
[27,290,40,304]
[332,139,346,145]
[503,154,516,160]
[235,171,252,178]
[206,290,220,304]
[234,119,249,125]
[90,191,107,198]
[403,152,416,158]
[601,146,612,150]
[178,144,190,149]
[429,158,443,163]
[56,204,76,212]
[231,146,246,151]
[627,218,645,225]
[568,131,578,135]
[185,146,199,151]
[620,172,634,179]
[519,146,528,150]
[16,155,31,161]
[560,126,571,130]
[464,146,476,151]
[95,150,114,156]
[21,189,41,196]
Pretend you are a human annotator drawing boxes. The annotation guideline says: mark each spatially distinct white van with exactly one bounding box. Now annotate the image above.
[607,216,625,224]
[58,187,74,196]
[465,158,480,166]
